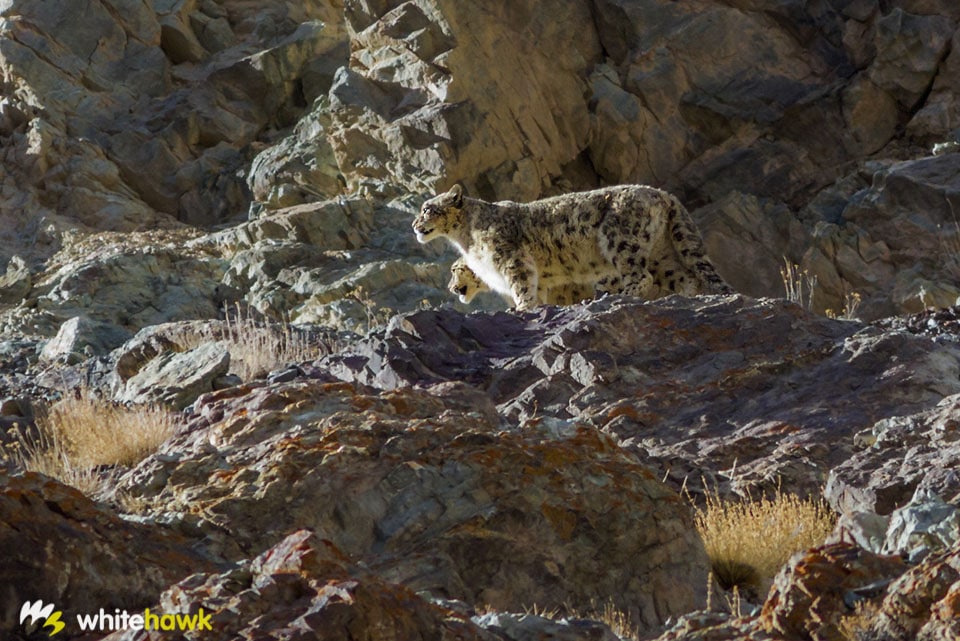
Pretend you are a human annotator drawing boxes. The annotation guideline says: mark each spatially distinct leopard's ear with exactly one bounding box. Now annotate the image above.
[448,184,464,208]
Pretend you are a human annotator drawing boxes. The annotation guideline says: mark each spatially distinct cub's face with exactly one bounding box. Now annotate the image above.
[448,259,486,303]
[413,184,465,243]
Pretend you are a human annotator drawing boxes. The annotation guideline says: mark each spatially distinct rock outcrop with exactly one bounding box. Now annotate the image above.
[2,0,960,639]
[0,471,220,635]
[3,0,960,334]
[320,296,960,502]
[106,375,709,634]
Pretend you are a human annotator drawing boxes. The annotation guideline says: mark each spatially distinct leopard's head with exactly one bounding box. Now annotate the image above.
[413,184,465,243]
[447,257,486,304]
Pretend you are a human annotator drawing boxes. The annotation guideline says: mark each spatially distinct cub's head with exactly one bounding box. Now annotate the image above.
[448,258,486,304]
[413,184,465,243]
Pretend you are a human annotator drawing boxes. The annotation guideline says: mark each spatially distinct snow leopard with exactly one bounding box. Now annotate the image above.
[414,184,732,311]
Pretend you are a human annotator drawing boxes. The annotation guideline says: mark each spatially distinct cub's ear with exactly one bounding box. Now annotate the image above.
[448,184,464,208]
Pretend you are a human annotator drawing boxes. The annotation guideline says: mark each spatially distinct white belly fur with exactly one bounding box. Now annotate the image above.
[465,254,513,297]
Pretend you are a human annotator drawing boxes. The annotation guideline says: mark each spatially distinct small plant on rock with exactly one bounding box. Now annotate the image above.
[221,306,316,379]
[8,393,176,495]
[346,285,395,333]
[780,258,817,310]
[838,601,880,641]
[690,485,836,601]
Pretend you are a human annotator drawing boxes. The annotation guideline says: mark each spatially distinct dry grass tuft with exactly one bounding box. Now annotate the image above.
[10,394,176,495]
[838,601,880,641]
[780,258,818,310]
[172,306,324,381]
[592,600,638,640]
[219,309,316,380]
[517,600,638,640]
[691,486,835,598]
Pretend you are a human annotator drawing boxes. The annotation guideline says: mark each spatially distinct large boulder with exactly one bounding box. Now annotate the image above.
[109,378,710,634]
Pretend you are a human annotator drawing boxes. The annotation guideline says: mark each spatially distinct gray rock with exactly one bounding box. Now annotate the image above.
[320,296,960,501]
[39,315,132,363]
[869,9,954,109]
[836,510,891,555]
[826,392,960,516]
[116,340,230,409]
[883,490,960,561]
[474,612,621,641]
[803,153,960,319]
[100,530,494,641]
[0,256,31,304]
[110,379,710,634]
[0,471,221,637]
[27,246,226,334]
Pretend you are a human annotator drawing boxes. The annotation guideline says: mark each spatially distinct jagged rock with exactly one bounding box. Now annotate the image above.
[864,543,960,641]
[841,76,900,156]
[204,194,458,327]
[39,315,132,363]
[0,471,220,636]
[868,9,954,110]
[5,2,960,638]
[883,491,960,561]
[0,256,32,304]
[695,192,809,299]
[802,153,960,319]
[109,379,710,634]
[320,296,960,499]
[760,544,907,641]
[909,29,960,142]
[652,542,956,641]
[5,233,228,337]
[2,0,959,331]
[474,612,620,641]
[115,341,230,409]
[101,529,494,641]
[826,393,960,517]
[0,0,348,267]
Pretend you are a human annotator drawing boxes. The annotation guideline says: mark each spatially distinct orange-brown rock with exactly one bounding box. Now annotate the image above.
[760,543,907,641]
[0,471,220,636]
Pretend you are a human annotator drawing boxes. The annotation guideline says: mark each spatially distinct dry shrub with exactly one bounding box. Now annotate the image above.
[174,307,323,381]
[692,487,836,599]
[12,394,176,495]
[780,258,817,310]
[838,600,880,641]
[220,311,316,380]
[592,600,638,641]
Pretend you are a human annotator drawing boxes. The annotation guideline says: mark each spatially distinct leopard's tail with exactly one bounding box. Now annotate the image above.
[666,195,734,295]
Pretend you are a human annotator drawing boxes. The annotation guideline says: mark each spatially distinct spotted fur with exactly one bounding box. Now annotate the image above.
[415,184,732,310]
[449,257,593,305]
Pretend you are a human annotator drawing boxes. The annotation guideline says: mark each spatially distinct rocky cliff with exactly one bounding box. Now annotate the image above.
[2,0,960,640]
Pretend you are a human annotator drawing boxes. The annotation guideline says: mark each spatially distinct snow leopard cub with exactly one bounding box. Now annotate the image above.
[448,257,593,305]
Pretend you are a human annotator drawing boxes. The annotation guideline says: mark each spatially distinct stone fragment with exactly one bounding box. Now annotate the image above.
[110,379,710,635]
[39,315,132,363]
[116,341,230,409]
[0,255,31,304]
[101,529,491,641]
[869,9,954,109]
[760,543,907,641]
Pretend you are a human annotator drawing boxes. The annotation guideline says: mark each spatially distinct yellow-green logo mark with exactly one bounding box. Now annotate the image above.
[20,601,65,637]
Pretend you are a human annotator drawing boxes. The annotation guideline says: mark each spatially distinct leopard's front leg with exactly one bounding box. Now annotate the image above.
[497,250,539,311]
